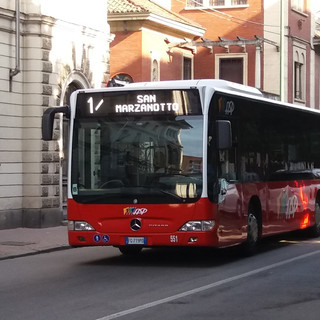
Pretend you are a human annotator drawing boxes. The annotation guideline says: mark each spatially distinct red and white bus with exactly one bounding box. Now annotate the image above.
[43,80,320,255]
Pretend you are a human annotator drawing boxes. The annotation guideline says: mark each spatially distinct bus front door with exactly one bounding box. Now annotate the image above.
[217,180,244,246]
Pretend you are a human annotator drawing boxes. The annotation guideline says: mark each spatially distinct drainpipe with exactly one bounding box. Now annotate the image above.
[9,0,21,91]
[280,0,284,102]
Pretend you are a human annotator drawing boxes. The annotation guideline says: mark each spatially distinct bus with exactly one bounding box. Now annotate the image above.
[42,79,320,255]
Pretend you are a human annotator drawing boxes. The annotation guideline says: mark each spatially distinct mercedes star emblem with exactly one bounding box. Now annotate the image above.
[130,218,142,231]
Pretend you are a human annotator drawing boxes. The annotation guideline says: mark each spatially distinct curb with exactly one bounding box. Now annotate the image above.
[0,245,72,261]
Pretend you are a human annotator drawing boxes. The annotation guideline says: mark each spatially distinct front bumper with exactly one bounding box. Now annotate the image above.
[68,230,219,248]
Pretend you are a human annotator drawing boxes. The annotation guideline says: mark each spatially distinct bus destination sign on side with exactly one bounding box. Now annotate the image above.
[75,89,202,117]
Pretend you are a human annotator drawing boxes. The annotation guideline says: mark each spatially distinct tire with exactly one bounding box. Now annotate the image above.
[243,210,260,256]
[309,200,320,237]
[118,246,142,256]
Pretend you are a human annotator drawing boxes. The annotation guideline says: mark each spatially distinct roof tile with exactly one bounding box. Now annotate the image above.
[108,0,204,29]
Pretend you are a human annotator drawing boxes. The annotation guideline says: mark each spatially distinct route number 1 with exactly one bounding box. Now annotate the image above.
[87,97,104,114]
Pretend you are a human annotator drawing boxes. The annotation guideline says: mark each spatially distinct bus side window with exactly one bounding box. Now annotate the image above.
[217,120,237,182]
[216,120,232,149]
[219,149,237,182]
[239,103,265,183]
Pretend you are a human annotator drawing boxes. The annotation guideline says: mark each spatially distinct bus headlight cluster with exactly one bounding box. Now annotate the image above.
[68,221,95,231]
[179,220,215,232]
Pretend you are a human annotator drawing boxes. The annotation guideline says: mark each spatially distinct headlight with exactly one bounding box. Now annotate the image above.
[68,221,95,231]
[179,220,215,231]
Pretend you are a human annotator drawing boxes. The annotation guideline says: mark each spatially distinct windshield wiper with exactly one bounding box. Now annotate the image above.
[126,185,186,202]
[76,193,115,204]
[160,189,185,202]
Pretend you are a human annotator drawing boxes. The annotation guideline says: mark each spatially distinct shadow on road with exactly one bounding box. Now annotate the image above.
[80,230,316,268]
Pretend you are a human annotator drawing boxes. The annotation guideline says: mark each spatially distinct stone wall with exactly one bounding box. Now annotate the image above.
[0,0,111,229]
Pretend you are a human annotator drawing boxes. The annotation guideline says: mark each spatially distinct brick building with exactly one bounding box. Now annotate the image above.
[108,0,205,83]
[109,0,320,107]
[172,0,264,88]
[171,0,320,106]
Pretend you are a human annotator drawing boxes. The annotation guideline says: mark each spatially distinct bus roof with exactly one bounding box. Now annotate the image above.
[125,79,320,115]
[75,79,320,116]
[126,79,263,98]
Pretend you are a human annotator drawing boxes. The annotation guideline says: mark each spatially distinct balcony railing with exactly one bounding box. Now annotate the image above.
[186,0,247,8]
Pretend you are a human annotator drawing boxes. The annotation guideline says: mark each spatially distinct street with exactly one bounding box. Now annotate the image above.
[1,232,320,320]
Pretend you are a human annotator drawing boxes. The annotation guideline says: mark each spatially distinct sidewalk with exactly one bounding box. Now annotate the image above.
[0,225,70,260]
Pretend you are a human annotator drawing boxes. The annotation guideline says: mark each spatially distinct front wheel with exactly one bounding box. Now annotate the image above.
[243,211,260,256]
[309,201,320,237]
[118,246,142,256]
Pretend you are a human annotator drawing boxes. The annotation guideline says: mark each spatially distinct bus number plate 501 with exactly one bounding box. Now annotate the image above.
[125,237,147,245]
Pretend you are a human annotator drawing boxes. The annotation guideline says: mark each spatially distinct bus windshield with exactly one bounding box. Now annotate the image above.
[71,114,203,204]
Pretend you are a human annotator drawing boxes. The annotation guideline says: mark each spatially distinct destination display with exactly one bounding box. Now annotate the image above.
[75,89,202,117]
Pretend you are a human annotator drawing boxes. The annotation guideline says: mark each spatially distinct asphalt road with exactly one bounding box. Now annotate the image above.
[1,232,320,320]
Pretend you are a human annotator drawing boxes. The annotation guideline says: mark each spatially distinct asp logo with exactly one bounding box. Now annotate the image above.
[225,101,235,115]
[123,207,148,215]
[218,97,235,116]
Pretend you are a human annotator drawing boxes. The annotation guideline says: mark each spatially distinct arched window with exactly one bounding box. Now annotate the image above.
[293,48,306,102]
[152,59,159,82]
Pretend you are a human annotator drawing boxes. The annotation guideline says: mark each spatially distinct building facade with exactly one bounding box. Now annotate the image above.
[109,0,319,107]
[264,0,320,107]
[172,0,264,89]
[171,0,319,106]
[1,0,319,230]
[108,0,205,83]
[0,0,112,229]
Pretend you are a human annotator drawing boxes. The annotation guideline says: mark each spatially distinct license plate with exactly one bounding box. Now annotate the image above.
[125,237,147,245]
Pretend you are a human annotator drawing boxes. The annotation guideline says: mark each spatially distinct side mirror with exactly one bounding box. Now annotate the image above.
[216,120,232,149]
[42,106,70,141]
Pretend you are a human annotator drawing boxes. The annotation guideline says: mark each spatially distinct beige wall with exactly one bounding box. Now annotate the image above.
[263,0,289,99]
[0,0,111,229]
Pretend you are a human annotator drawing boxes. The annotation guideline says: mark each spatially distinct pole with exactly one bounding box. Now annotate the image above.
[280,0,285,101]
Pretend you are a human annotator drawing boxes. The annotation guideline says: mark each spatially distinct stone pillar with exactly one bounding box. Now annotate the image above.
[21,15,62,227]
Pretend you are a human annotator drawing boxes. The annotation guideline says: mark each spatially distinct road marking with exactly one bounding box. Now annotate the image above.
[96,249,320,320]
